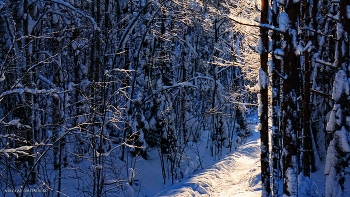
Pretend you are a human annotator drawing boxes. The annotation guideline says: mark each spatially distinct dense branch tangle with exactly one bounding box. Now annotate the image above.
[0,0,256,196]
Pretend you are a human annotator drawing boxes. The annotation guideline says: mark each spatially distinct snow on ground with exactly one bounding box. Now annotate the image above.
[4,114,338,197]
[155,117,262,197]
[133,113,330,197]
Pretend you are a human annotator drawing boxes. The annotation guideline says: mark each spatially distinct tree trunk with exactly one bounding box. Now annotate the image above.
[282,1,300,196]
[271,0,281,195]
[301,0,316,177]
[260,0,270,196]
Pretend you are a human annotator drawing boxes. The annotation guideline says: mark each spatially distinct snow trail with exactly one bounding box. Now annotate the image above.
[158,119,261,197]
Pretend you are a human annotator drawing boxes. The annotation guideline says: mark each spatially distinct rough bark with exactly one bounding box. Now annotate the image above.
[260,0,270,196]
[271,0,281,195]
[282,1,300,196]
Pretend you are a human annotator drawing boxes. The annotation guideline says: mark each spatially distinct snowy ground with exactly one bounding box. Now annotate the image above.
[6,115,344,197]
[136,114,338,197]
[150,123,350,197]
[133,115,262,197]
[157,129,261,197]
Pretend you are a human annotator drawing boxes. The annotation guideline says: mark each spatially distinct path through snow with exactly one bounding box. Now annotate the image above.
[158,119,261,197]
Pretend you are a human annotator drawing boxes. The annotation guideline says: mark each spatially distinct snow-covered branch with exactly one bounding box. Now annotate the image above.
[38,75,56,88]
[0,87,58,98]
[1,118,31,129]
[315,58,334,67]
[117,2,153,51]
[40,0,100,31]
[162,81,198,90]
[310,89,333,100]
[0,146,34,158]
[226,15,285,33]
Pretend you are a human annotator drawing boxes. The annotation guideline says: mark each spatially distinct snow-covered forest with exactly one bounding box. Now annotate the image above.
[0,0,349,196]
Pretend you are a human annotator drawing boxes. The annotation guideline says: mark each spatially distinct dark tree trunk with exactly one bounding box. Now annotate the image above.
[282,1,300,196]
[271,0,281,195]
[260,0,270,196]
[301,0,318,177]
